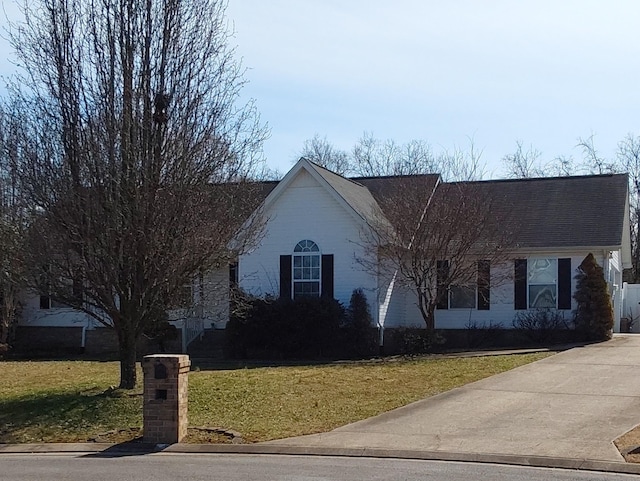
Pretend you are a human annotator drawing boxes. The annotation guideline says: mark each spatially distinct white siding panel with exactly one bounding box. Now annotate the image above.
[19,290,91,327]
[239,169,378,309]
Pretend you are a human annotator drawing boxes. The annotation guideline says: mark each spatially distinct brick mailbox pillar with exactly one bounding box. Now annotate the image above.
[142,354,191,444]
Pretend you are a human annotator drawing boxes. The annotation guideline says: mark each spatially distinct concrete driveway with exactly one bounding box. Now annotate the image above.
[266,335,640,462]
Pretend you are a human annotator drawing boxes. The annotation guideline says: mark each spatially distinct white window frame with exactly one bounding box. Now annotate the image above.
[528,258,558,308]
[292,239,321,299]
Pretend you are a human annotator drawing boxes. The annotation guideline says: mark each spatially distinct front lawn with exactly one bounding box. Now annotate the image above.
[0,353,550,443]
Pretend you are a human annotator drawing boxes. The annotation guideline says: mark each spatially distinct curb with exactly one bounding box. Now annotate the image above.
[1,443,640,475]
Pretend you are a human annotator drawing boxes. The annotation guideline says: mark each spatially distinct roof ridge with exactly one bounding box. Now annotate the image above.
[453,172,628,186]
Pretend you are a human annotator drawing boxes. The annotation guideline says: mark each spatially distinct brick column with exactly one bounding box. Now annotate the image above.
[142,354,191,444]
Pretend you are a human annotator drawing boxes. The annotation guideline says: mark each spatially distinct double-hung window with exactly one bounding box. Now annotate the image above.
[436,260,491,310]
[514,258,572,310]
[449,285,476,309]
[528,258,557,308]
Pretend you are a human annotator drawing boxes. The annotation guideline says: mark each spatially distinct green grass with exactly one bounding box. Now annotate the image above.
[0,353,550,443]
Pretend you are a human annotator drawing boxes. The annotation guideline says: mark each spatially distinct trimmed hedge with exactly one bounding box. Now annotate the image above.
[226,295,344,358]
[226,289,378,359]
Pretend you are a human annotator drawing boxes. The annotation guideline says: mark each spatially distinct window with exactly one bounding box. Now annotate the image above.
[514,258,572,310]
[449,285,476,309]
[528,258,557,308]
[39,272,83,310]
[280,244,333,300]
[437,260,490,310]
[39,295,72,309]
[293,240,321,299]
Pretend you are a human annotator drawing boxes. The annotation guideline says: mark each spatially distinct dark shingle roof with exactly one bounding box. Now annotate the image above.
[356,174,441,206]
[263,161,629,250]
[308,162,390,225]
[460,173,629,248]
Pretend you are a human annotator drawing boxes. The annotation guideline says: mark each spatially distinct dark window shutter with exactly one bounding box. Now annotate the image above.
[321,254,334,299]
[279,255,292,300]
[558,258,572,310]
[40,295,50,310]
[436,260,449,310]
[514,259,527,310]
[229,262,238,289]
[477,260,491,310]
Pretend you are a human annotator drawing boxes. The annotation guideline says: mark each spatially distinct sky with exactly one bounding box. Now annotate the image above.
[0,1,639,178]
[224,0,640,177]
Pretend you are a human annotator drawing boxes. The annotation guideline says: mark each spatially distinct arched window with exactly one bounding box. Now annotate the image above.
[293,240,321,298]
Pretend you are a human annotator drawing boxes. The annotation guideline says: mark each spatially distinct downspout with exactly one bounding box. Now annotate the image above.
[377,176,442,351]
[81,314,89,350]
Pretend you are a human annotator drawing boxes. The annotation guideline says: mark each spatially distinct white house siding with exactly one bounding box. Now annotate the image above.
[19,267,230,331]
[392,252,610,330]
[238,168,378,310]
[18,289,93,328]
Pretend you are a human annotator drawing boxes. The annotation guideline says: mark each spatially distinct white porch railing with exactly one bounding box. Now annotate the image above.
[181,317,205,353]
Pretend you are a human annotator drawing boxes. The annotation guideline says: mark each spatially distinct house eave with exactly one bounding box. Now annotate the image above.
[506,245,625,256]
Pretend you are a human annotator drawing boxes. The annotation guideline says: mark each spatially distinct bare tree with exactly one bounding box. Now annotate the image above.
[298,132,485,180]
[0,110,26,353]
[502,140,545,178]
[616,134,640,281]
[5,0,268,388]
[546,155,576,177]
[578,134,619,175]
[363,174,513,333]
[352,133,441,177]
[503,140,578,179]
[299,134,351,175]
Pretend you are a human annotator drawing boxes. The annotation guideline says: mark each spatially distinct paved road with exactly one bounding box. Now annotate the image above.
[0,453,638,481]
[266,335,640,462]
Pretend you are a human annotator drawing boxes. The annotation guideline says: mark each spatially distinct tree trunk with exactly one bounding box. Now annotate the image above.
[417,291,436,332]
[118,329,138,389]
[0,289,18,346]
[425,303,436,333]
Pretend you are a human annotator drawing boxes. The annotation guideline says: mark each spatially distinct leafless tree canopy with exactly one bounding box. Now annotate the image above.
[502,140,577,178]
[299,132,486,181]
[300,134,351,176]
[4,0,268,387]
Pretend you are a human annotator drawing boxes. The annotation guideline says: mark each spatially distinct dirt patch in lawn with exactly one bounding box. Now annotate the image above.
[88,426,241,444]
[615,425,640,462]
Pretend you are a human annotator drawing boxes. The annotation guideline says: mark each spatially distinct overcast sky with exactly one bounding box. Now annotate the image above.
[226,0,640,177]
[1,1,638,178]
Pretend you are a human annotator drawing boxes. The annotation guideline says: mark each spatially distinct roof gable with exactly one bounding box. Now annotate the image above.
[261,158,389,227]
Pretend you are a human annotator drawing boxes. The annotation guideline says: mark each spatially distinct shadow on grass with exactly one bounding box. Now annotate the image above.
[189,357,362,372]
[0,390,141,444]
[188,341,584,372]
